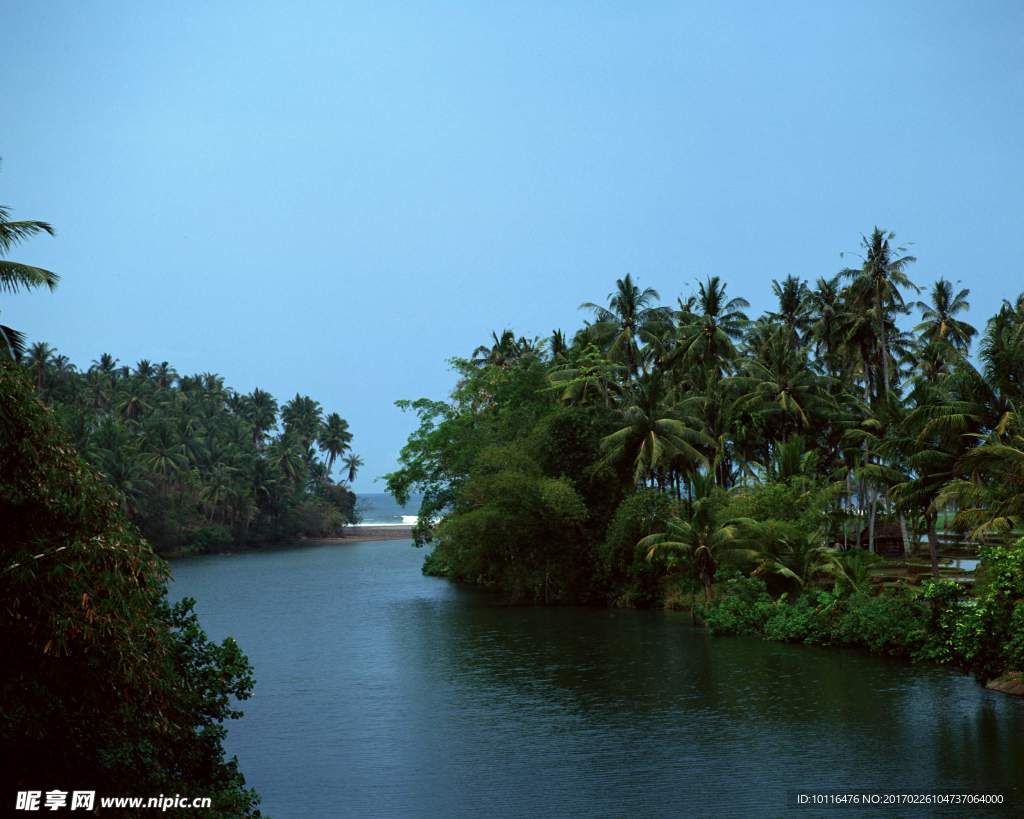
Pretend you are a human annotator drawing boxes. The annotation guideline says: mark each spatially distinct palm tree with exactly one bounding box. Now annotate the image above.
[548,343,625,407]
[24,341,54,388]
[550,329,569,360]
[767,275,812,345]
[281,394,323,450]
[268,437,307,487]
[318,412,353,479]
[471,330,541,369]
[914,278,976,353]
[730,327,833,441]
[342,453,364,484]
[580,274,667,381]
[808,274,846,376]
[244,387,279,445]
[473,330,518,368]
[842,227,918,400]
[1,195,57,359]
[154,361,177,389]
[90,353,119,376]
[134,359,156,380]
[600,372,709,487]
[939,429,1024,540]
[670,276,749,384]
[640,476,756,602]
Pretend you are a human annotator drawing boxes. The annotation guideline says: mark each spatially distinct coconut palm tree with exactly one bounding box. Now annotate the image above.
[807,274,846,376]
[730,326,833,441]
[670,275,749,384]
[281,394,323,450]
[154,361,177,389]
[914,278,976,353]
[640,475,756,602]
[548,343,625,407]
[23,341,54,388]
[342,453,364,484]
[318,412,353,479]
[767,275,812,345]
[580,273,667,382]
[90,353,119,376]
[842,227,918,399]
[600,371,709,487]
[1,196,57,360]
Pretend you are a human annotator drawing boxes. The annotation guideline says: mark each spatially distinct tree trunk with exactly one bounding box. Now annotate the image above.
[868,491,877,554]
[899,513,911,558]
[926,514,940,578]
[877,286,891,400]
[844,470,853,550]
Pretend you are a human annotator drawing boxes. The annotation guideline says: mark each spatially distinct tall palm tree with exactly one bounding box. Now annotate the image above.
[1,195,57,359]
[670,275,749,384]
[24,341,54,388]
[600,372,709,487]
[342,453,364,484]
[281,393,323,450]
[808,274,846,375]
[767,275,812,345]
[548,342,625,407]
[154,361,178,389]
[244,387,279,445]
[914,278,976,353]
[318,412,353,479]
[90,353,119,376]
[842,227,918,400]
[550,329,569,360]
[580,273,667,382]
[134,359,156,380]
[730,327,833,441]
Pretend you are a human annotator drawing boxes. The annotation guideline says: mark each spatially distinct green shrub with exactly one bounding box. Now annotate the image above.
[597,489,675,607]
[831,590,930,656]
[699,574,773,635]
[762,593,835,644]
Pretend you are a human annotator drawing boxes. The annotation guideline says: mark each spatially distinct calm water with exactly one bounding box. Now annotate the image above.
[169,540,1024,818]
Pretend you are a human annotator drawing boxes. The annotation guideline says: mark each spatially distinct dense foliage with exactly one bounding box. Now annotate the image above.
[0,365,259,814]
[14,345,361,555]
[389,228,1024,684]
[701,542,1024,684]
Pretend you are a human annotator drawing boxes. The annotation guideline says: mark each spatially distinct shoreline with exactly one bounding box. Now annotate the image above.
[317,525,415,543]
[164,526,414,558]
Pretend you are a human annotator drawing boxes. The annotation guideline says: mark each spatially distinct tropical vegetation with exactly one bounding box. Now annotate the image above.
[1,364,260,815]
[17,344,361,555]
[388,229,1024,686]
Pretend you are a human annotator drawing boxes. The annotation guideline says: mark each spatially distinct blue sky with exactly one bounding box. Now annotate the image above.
[2,1,1023,491]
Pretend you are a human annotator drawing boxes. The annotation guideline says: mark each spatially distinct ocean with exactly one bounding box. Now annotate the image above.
[353,492,422,526]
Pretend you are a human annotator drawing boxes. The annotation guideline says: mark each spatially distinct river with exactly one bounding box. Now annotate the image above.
[169,538,1024,818]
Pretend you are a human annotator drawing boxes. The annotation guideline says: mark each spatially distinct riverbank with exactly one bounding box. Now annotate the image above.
[163,526,414,558]
[320,525,414,543]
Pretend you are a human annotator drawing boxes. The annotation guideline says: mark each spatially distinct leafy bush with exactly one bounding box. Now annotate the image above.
[430,444,590,600]
[699,574,774,635]
[762,592,835,644]
[597,489,676,606]
[830,590,929,656]
[933,543,1024,680]
[701,572,931,658]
